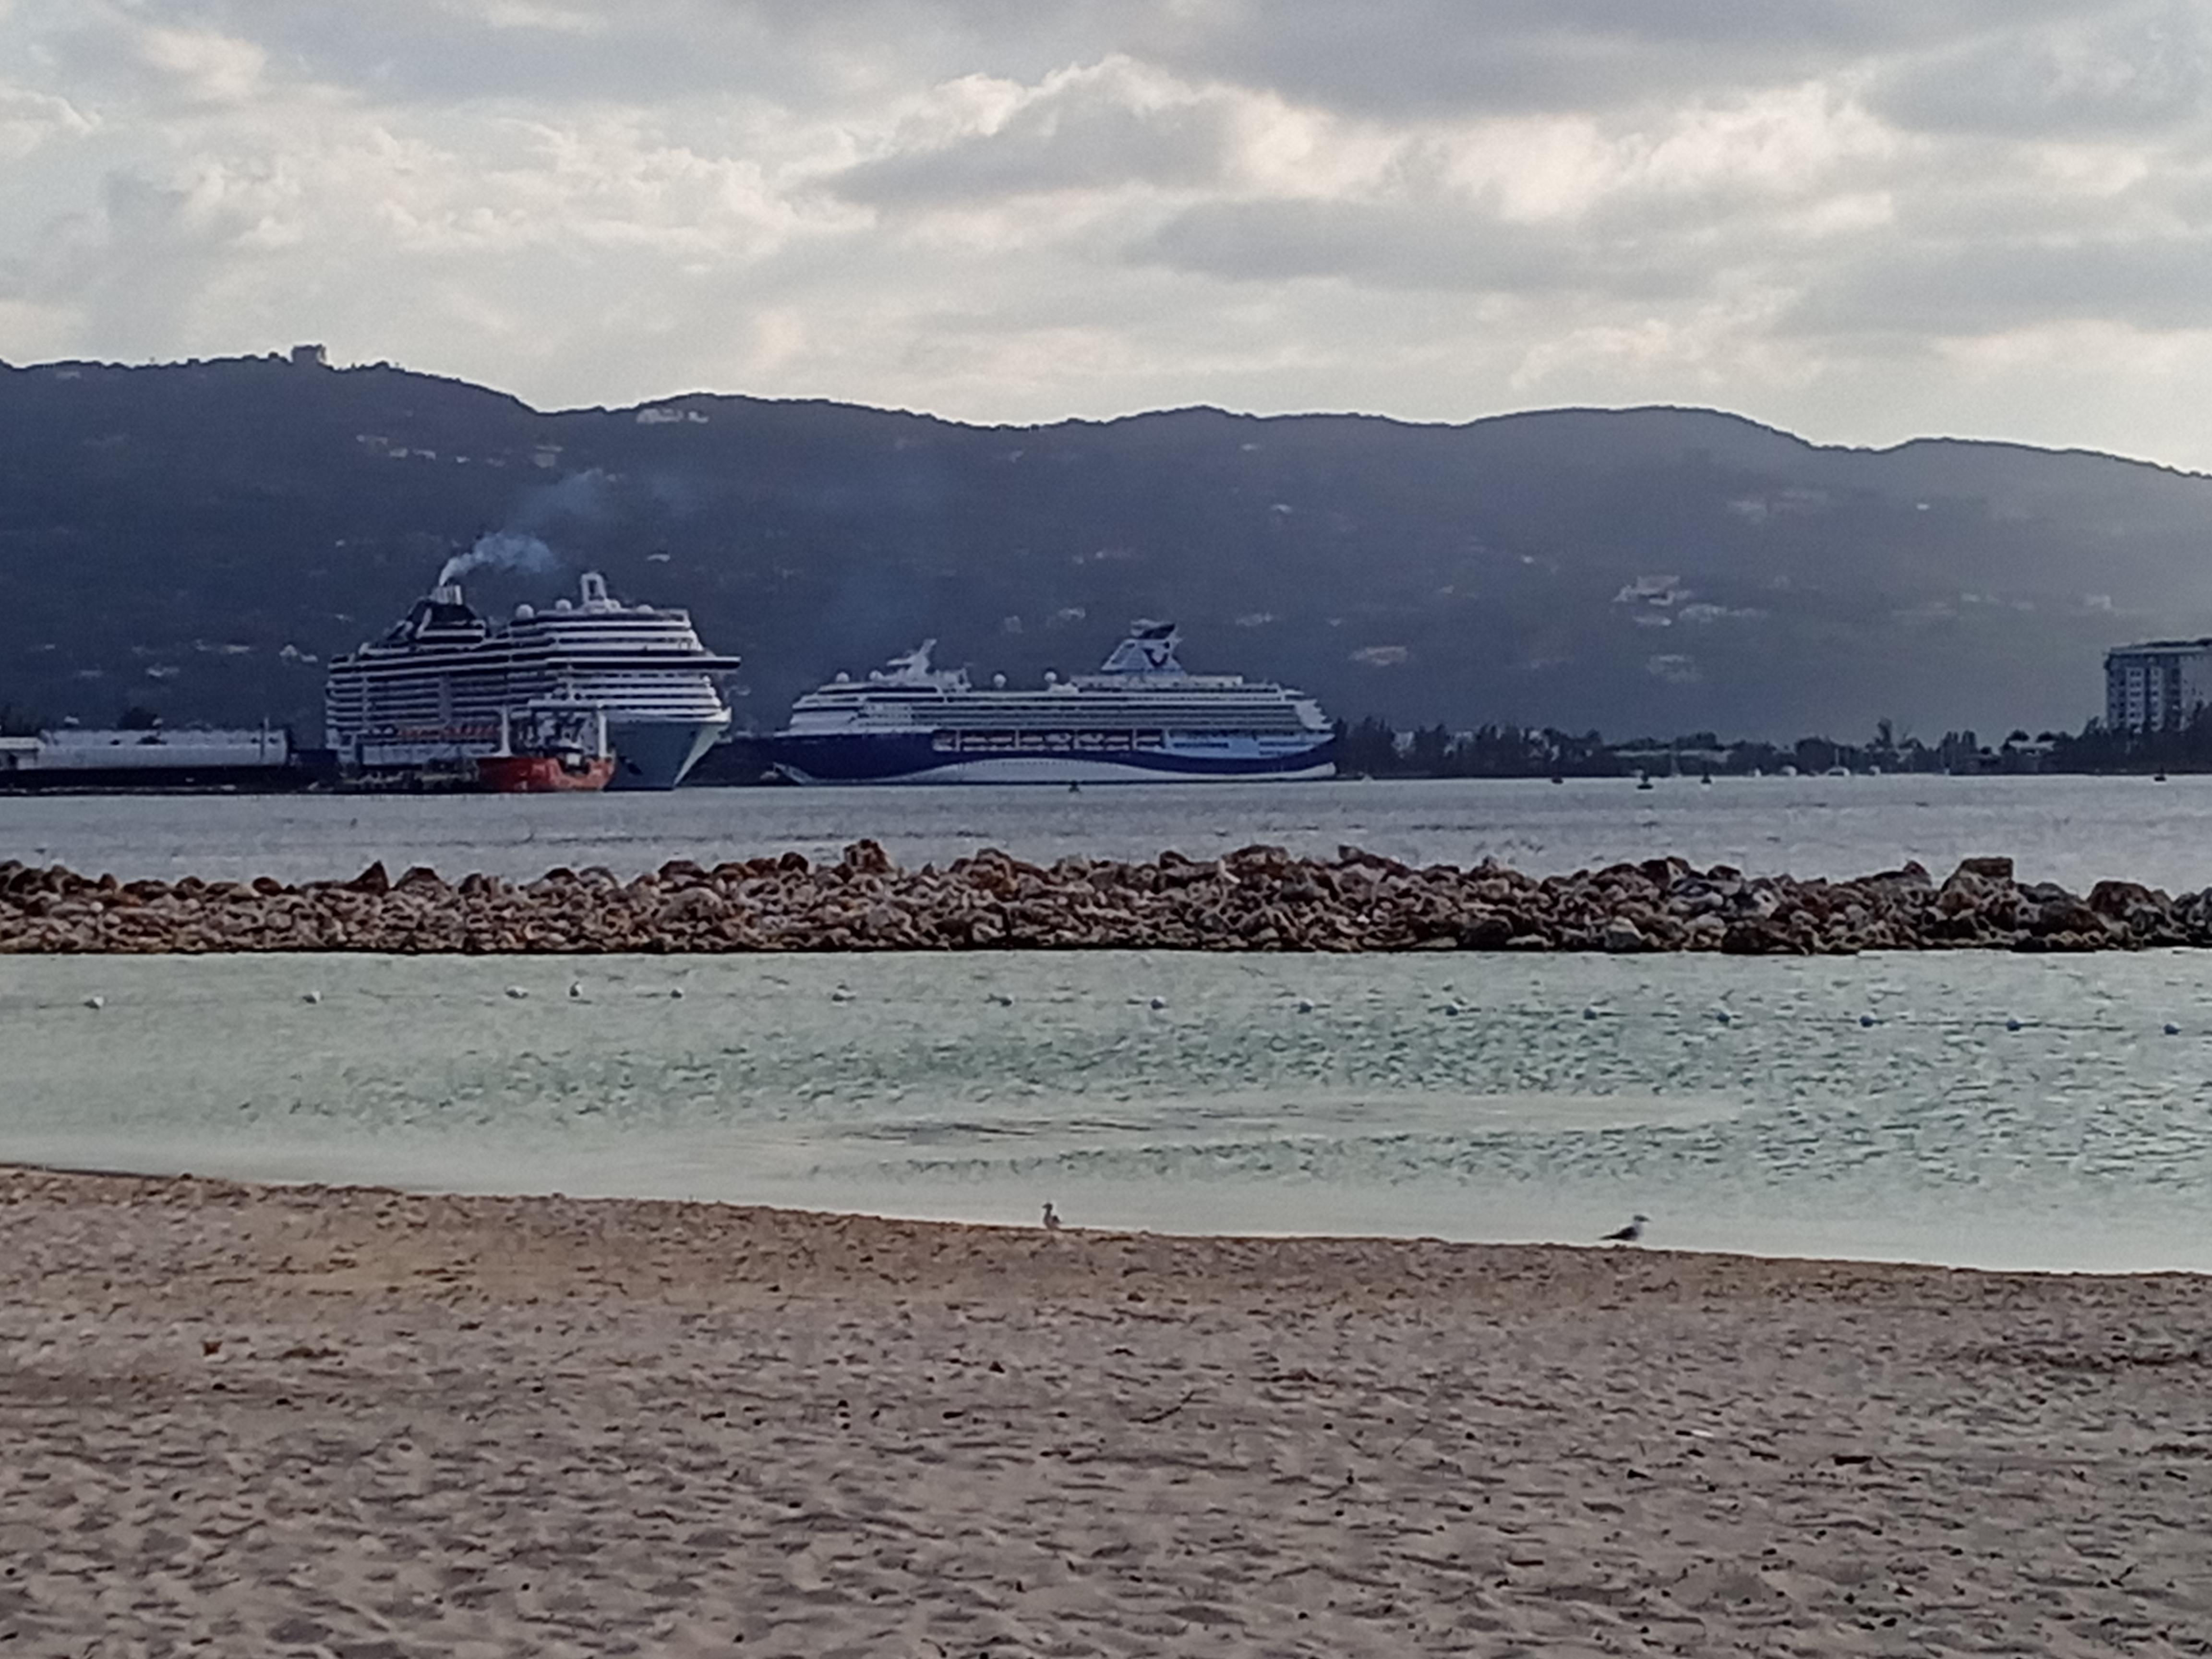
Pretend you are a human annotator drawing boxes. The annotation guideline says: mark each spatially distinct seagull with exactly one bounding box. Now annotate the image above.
[1041,1202,1062,1232]
[1600,1213,1649,1244]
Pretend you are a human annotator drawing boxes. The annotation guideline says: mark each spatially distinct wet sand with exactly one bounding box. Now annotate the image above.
[4,1165,2210,1656]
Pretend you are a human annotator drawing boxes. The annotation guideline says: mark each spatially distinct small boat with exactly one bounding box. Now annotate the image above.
[478,707,614,793]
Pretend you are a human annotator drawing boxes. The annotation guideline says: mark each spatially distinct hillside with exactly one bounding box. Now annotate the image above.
[2,352,2205,743]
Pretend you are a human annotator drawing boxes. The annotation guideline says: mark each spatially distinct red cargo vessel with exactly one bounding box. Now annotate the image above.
[478,708,614,793]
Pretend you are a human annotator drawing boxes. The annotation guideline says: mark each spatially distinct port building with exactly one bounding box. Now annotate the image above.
[2105,639,2212,733]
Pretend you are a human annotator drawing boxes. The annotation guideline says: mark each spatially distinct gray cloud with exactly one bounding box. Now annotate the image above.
[836,63,1244,206]
[1792,234,2212,334]
[1125,0,2135,117]
[2,168,266,353]
[1873,3,2211,135]
[8,0,2212,468]
[1137,196,1707,301]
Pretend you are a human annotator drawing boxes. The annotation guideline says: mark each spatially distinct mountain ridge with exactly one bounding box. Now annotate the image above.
[1,352,2203,745]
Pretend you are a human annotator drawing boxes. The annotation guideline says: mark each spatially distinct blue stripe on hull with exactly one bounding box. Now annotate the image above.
[771,733,1336,783]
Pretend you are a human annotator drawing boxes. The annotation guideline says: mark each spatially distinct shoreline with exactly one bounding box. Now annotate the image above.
[12,1160,2208,1286]
[6,839,2206,954]
[6,1164,2209,1652]
[5,1155,2200,1284]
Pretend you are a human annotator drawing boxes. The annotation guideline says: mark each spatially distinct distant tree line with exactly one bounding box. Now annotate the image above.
[1332,713,2212,778]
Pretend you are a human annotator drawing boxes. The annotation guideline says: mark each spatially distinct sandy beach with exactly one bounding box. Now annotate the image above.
[4,1167,2210,1656]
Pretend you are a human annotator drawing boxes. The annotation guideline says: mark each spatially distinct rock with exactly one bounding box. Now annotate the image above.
[0,845,2203,959]
[1456,911,1514,950]
[1721,919,1800,955]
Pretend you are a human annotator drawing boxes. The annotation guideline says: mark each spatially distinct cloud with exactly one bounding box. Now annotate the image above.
[0,85,93,163]
[1794,233,2212,335]
[8,0,2212,465]
[1123,0,2134,119]
[132,22,267,105]
[46,6,271,109]
[836,59,1247,205]
[1874,4,2211,135]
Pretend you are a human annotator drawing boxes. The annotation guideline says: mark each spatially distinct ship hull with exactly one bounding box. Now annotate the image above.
[770,732,1335,784]
[0,764,305,794]
[605,715,728,791]
[477,754,615,793]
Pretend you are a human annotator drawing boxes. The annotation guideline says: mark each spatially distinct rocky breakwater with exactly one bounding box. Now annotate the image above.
[3,844,2210,955]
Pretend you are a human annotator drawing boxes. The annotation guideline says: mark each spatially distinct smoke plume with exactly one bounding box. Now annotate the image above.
[438,530,560,588]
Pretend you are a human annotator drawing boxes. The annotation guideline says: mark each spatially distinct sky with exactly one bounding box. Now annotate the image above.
[7,0,2212,466]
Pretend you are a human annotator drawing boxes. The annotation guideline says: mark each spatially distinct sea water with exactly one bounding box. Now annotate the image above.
[6,946,2210,1273]
[5,772,2212,891]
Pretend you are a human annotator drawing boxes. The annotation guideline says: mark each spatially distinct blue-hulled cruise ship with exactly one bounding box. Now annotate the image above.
[325,571,738,790]
[771,622,1335,784]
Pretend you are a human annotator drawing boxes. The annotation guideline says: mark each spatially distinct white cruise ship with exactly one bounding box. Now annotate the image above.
[771,622,1334,784]
[325,572,737,789]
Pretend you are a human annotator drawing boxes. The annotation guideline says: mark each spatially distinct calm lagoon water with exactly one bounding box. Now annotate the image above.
[6,946,2210,1274]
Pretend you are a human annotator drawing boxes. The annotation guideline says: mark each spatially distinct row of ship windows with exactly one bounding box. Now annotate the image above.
[330,697,722,722]
[806,689,1290,703]
[799,719,1316,737]
[330,675,722,695]
[366,635,712,650]
[340,655,721,673]
[360,626,711,642]
[328,678,724,698]
[809,703,1309,725]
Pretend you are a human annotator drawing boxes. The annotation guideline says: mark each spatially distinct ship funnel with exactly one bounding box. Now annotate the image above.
[433,583,464,605]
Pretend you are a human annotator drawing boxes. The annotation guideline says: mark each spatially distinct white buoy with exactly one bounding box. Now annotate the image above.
[568,981,584,999]
[1442,1001,1462,1016]
[1583,1006,1600,1022]
[82,995,104,1011]
[505,986,529,1000]
[832,987,854,1003]
[670,986,685,999]
[2165,1022,2182,1036]
[1297,998,1315,1014]
[1715,1009,1732,1024]
[301,990,322,1005]
[992,992,1014,1007]
[2005,1017,2023,1032]
[1859,1013,1876,1028]
[1149,995,1167,1011]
